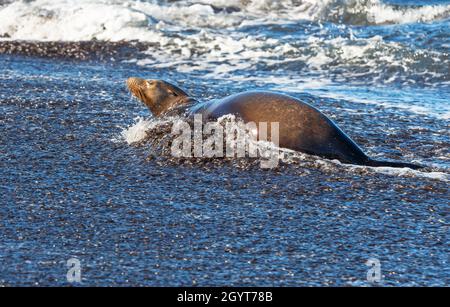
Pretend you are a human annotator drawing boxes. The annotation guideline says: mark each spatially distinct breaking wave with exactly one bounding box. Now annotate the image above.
[0,0,449,87]
[1,0,449,42]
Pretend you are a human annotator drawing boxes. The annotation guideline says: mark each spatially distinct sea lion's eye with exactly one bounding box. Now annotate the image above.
[169,90,178,97]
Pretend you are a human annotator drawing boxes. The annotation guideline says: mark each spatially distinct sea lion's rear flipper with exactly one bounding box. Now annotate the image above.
[366,159,424,170]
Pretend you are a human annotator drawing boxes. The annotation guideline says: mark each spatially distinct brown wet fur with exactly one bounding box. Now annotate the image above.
[126,77,190,116]
[199,91,370,165]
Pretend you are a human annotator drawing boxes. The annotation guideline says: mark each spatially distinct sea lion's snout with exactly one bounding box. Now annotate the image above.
[126,77,139,88]
[127,77,147,93]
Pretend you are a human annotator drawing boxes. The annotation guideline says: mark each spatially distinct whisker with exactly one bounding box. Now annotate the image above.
[138,90,144,102]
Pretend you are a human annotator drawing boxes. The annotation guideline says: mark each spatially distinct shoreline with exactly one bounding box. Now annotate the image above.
[0,40,152,61]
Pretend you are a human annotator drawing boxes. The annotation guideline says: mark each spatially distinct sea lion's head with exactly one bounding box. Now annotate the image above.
[126,77,191,116]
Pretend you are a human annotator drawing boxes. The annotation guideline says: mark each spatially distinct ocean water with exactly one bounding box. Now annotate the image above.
[0,0,448,286]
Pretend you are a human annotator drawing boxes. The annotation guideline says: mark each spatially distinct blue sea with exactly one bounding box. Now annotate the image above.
[0,0,448,286]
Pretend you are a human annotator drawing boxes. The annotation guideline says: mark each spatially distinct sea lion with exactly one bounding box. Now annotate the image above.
[126,77,423,169]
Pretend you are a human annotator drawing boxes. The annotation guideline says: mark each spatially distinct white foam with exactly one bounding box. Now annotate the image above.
[0,1,153,42]
[365,1,450,24]
[0,0,447,88]
[1,0,449,42]
[359,165,449,182]
[120,116,181,144]
[121,117,153,144]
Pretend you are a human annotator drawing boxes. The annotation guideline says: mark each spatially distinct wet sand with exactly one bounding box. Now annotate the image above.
[0,47,448,286]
